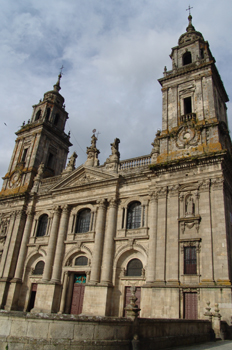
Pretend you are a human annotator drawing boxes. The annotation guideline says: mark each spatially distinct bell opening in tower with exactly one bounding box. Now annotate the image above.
[184,97,192,114]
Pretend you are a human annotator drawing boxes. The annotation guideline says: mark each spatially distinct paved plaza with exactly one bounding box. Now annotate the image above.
[165,340,232,349]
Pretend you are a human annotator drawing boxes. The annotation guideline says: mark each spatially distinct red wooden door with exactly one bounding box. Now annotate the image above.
[123,286,141,316]
[70,275,86,315]
[184,292,198,319]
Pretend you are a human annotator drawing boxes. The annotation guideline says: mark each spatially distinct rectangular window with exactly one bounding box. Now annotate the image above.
[184,97,192,114]
[184,247,197,274]
[47,153,54,169]
[21,148,28,162]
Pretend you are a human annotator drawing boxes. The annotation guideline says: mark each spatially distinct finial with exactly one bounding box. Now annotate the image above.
[53,66,64,92]
[186,5,193,16]
[186,5,195,32]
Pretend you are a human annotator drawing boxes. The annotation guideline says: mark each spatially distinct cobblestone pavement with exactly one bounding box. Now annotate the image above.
[165,340,232,349]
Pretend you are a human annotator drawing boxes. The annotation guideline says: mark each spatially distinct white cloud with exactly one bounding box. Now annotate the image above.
[0,0,232,177]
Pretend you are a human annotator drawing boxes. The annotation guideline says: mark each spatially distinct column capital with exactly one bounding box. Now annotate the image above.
[97,198,107,208]
[149,191,158,202]
[157,186,167,198]
[108,198,118,208]
[51,205,61,216]
[168,184,179,197]
[26,208,35,217]
[61,204,71,213]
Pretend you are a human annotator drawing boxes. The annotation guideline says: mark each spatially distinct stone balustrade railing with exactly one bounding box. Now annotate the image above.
[180,113,196,123]
[120,155,151,170]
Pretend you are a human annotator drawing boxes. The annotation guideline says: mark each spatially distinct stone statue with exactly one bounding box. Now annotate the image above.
[105,137,120,173]
[31,163,44,193]
[85,134,100,167]
[111,138,120,155]
[66,152,77,171]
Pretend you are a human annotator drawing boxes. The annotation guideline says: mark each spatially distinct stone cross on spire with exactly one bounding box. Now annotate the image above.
[186,5,193,16]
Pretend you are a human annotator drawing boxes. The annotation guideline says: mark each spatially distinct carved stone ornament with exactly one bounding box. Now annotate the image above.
[180,240,201,253]
[157,186,167,198]
[8,170,22,189]
[179,217,201,234]
[211,177,224,190]
[85,134,100,167]
[63,152,78,173]
[176,125,200,149]
[169,184,179,196]
[199,179,210,191]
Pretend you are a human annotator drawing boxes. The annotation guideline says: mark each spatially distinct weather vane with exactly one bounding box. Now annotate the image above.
[186,5,193,16]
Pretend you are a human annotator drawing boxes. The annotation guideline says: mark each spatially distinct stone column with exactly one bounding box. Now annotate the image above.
[42,206,61,282]
[2,209,26,279]
[123,207,128,229]
[58,271,69,313]
[154,187,167,284]
[51,205,70,283]
[89,199,106,284]
[166,184,179,285]
[14,209,34,281]
[101,198,117,284]
[0,211,16,278]
[146,192,158,283]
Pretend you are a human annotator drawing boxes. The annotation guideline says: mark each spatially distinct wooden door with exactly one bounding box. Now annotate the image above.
[123,286,141,317]
[184,292,198,319]
[70,275,86,315]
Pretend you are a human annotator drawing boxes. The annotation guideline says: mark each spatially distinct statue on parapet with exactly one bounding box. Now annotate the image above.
[105,137,120,173]
[85,133,100,167]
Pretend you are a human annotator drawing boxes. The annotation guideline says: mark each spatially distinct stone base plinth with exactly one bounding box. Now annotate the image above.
[31,283,61,313]
[82,284,112,316]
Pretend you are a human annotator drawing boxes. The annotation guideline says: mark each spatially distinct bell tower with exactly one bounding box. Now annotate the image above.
[152,15,230,164]
[0,74,72,196]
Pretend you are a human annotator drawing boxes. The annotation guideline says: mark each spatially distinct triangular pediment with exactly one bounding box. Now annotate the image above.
[50,165,118,191]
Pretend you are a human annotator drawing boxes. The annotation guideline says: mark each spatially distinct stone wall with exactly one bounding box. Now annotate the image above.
[0,311,212,350]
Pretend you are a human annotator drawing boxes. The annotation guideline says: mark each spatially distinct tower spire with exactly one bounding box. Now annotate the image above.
[53,72,62,92]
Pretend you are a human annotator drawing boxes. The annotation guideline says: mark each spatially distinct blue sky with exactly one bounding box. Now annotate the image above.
[0,0,232,177]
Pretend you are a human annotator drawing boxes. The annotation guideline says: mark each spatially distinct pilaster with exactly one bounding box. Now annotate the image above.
[51,205,71,283]
[100,198,118,285]
[42,206,61,282]
[89,199,107,284]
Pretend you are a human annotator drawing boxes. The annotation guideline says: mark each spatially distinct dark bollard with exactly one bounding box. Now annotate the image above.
[132,334,140,350]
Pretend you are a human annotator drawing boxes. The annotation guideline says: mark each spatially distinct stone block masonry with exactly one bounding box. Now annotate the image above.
[0,311,212,350]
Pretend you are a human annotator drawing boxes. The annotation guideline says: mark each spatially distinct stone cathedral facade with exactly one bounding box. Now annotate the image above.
[0,16,232,323]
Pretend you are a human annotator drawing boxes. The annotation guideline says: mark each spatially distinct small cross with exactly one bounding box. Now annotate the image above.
[60,65,64,76]
[186,5,193,16]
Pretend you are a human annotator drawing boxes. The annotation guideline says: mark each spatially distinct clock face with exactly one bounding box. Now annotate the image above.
[176,126,200,149]
[8,171,21,188]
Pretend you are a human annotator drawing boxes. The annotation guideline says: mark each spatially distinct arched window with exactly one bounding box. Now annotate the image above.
[76,209,91,233]
[33,261,45,275]
[45,108,51,121]
[35,110,41,121]
[54,113,60,126]
[75,256,88,266]
[126,201,141,229]
[36,214,48,237]
[183,51,192,65]
[126,259,143,276]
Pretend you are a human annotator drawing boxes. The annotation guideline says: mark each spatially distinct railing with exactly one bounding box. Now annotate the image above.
[119,155,151,170]
[180,113,196,123]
